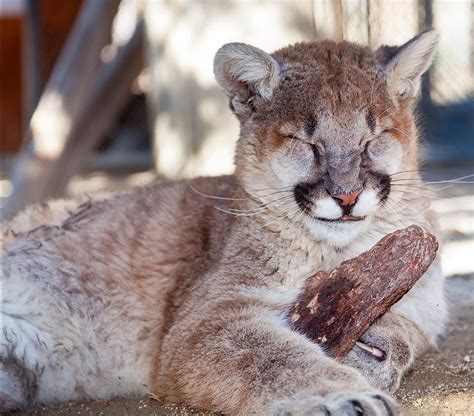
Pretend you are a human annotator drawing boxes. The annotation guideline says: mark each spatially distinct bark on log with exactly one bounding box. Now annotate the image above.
[290,225,438,359]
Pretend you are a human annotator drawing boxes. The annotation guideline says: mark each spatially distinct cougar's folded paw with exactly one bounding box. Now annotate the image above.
[268,396,328,416]
[268,391,399,416]
[325,391,400,416]
[342,316,414,393]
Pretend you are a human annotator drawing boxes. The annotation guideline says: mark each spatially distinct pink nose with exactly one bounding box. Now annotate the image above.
[333,189,362,206]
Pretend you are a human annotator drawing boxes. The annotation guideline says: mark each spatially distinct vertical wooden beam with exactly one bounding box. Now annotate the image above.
[418,0,434,118]
[470,0,474,75]
[366,0,372,46]
[3,0,120,219]
[23,0,42,129]
[38,0,84,86]
[49,21,144,195]
[23,0,83,139]
[332,0,345,40]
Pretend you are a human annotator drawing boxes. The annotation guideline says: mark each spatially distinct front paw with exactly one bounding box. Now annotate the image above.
[269,391,399,416]
[342,317,414,392]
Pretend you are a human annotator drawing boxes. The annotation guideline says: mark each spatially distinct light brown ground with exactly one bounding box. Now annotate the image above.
[397,275,473,415]
[14,164,474,416]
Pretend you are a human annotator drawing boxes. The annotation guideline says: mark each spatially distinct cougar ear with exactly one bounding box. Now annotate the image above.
[378,29,439,99]
[214,43,283,120]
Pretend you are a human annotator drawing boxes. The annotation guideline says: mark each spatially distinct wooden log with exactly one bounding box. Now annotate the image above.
[290,225,438,359]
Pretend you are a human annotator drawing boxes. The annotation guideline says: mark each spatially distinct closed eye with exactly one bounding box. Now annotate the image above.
[361,141,373,167]
[358,139,371,156]
[310,143,319,158]
[283,134,303,141]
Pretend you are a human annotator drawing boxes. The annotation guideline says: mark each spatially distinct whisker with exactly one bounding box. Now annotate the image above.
[381,200,417,229]
[190,185,248,201]
[385,195,420,217]
[215,200,290,217]
[248,185,294,193]
[368,67,382,106]
[390,174,474,185]
[260,206,301,229]
[285,205,307,234]
[226,194,294,215]
[423,174,474,184]
[214,206,266,217]
[390,184,443,194]
[379,202,410,228]
[252,189,294,200]
[390,188,444,200]
[191,184,293,217]
[376,103,396,119]
[390,180,459,193]
[389,169,426,176]
[288,132,300,159]
[389,126,412,140]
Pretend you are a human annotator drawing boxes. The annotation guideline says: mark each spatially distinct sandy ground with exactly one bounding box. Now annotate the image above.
[11,164,474,416]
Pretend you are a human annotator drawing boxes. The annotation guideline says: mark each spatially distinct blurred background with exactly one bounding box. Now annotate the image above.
[1,1,473,414]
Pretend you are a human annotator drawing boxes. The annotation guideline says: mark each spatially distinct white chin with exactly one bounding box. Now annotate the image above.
[305,217,370,247]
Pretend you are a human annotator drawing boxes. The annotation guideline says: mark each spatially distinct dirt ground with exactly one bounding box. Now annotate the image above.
[397,275,473,415]
[13,164,474,416]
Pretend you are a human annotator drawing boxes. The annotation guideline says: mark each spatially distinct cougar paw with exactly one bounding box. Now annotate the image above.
[325,391,400,416]
[268,391,399,416]
[268,396,329,416]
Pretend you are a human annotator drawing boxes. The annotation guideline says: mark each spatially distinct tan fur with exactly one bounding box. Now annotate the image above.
[2,32,446,415]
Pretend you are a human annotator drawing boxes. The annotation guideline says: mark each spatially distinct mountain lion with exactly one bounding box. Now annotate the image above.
[1,30,446,415]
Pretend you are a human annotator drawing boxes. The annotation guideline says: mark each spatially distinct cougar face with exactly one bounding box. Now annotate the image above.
[215,33,436,246]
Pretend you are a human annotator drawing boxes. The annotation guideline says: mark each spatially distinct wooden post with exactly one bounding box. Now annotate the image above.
[23,0,42,129]
[418,0,434,120]
[3,0,120,219]
[48,21,144,195]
